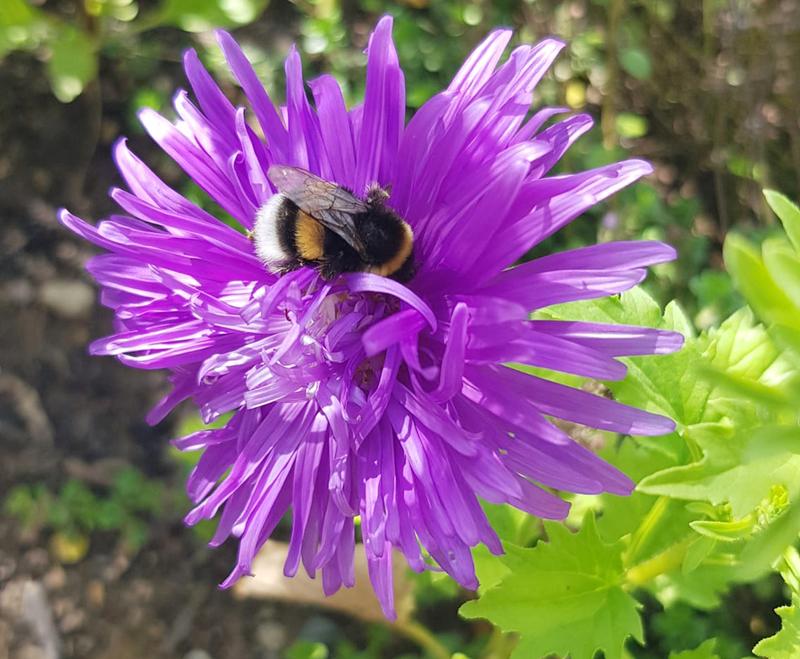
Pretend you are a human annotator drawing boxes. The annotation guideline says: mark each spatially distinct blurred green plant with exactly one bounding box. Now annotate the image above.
[5,467,164,562]
[0,0,269,102]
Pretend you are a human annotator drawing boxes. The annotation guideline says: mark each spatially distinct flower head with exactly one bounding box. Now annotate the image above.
[61,17,682,618]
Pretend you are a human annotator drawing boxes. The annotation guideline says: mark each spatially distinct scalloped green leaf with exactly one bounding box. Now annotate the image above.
[669,638,720,659]
[460,513,643,659]
[637,308,798,517]
[754,596,800,659]
[639,423,800,518]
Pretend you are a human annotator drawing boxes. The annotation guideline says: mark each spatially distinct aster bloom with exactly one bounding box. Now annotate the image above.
[61,17,683,618]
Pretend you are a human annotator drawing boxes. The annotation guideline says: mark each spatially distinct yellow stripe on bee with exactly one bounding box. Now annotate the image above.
[295,212,325,261]
[369,222,414,277]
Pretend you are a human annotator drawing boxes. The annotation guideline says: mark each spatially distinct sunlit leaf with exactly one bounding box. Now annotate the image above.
[764,189,800,253]
[724,234,800,331]
[753,596,800,659]
[638,423,800,519]
[763,238,800,310]
[689,517,753,543]
[736,499,800,583]
[461,513,643,659]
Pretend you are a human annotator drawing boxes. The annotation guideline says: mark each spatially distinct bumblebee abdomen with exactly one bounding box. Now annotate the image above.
[294,212,325,261]
[253,194,299,268]
[357,209,415,279]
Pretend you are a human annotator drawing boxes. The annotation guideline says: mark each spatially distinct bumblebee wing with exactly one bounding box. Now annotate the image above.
[268,165,367,257]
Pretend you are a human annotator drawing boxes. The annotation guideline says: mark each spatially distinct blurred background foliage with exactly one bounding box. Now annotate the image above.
[2,1,800,658]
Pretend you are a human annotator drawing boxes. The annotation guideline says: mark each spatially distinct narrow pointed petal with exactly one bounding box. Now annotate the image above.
[354,15,405,191]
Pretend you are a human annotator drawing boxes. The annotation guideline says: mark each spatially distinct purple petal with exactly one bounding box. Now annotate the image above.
[310,75,357,187]
[469,365,676,436]
[215,30,290,160]
[345,272,437,331]
[479,159,654,278]
[183,48,237,143]
[528,320,685,357]
[354,16,405,192]
[448,28,513,101]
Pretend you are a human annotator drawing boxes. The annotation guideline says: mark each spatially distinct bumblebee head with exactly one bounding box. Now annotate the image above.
[365,184,392,206]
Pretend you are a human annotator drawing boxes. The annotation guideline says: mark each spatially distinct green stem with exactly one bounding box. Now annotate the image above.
[515,514,540,546]
[625,537,694,588]
[625,496,670,565]
[392,619,451,659]
[481,626,518,659]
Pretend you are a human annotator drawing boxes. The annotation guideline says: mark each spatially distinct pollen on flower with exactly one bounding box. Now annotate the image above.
[60,14,683,619]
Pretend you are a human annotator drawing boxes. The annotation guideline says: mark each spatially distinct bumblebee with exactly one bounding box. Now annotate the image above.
[252,165,415,282]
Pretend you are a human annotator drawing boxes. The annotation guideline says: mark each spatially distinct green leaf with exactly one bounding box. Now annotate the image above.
[460,513,643,659]
[681,535,717,574]
[736,498,800,583]
[696,366,792,413]
[668,638,720,659]
[753,596,800,659]
[0,0,39,25]
[121,518,149,552]
[594,439,693,562]
[724,234,800,331]
[764,189,800,253]
[638,308,799,517]
[702,308,790,391]
[639,423,800,518]
[763,238,800,310]
[150,0,269,32]
[656,563,737,610]
[689,517,753,543]
[46,25,97,102]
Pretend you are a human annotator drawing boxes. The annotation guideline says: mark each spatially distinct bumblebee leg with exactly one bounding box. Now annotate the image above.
[318,260,345,281]
[275,260,302,276]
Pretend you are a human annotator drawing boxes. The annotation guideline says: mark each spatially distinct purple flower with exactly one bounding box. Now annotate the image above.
[61,17,682,617]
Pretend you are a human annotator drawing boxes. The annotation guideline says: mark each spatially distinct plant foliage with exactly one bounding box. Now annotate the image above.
[461,189,800,658]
